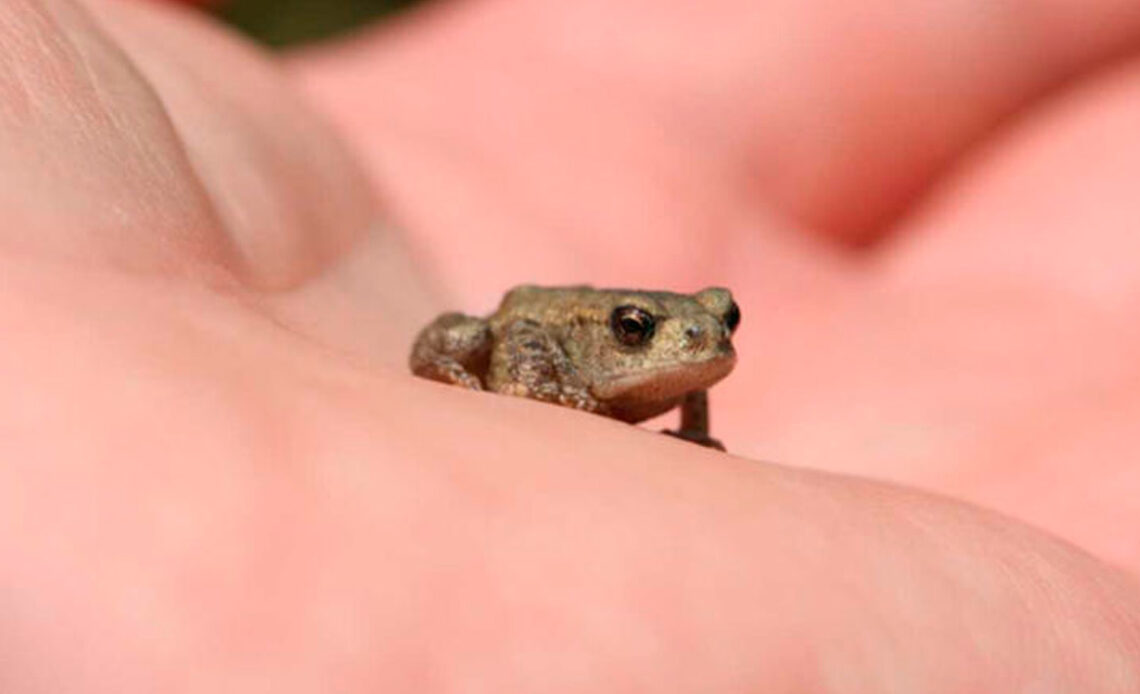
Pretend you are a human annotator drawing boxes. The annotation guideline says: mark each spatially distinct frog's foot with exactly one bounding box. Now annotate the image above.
[557,385,606,414]
[410,312,492,390]
[661,428,726,451]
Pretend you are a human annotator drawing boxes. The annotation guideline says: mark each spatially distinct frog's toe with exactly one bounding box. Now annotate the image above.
[415,358,484,390]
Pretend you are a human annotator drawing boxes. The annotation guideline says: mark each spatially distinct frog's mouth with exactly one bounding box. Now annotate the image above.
[591,352,737,403]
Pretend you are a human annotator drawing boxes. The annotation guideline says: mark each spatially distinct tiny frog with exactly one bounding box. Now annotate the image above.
[409,285,740,449]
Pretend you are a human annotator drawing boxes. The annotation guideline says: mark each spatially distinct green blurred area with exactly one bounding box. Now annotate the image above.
[216,0,427,47]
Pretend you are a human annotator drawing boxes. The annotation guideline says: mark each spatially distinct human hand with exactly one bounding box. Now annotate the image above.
[293,0,1140,569]
[2,0,1139,690]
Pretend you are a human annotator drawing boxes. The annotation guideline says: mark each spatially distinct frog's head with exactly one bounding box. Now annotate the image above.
[581,287,739,421]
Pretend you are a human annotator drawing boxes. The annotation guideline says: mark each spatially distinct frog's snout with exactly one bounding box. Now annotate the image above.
[679,321,725,350]
[682,321,732,353]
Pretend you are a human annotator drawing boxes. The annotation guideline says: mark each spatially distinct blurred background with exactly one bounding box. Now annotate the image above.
[216,0,428,47]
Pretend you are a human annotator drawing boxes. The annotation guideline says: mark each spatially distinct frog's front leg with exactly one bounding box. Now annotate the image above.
[487,319,604,414]
[665,390,726,450]
[409,313,492,390]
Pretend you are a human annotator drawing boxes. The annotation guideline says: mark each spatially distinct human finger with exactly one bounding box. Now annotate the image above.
[293,0,1140,249]
[78,0,377,289]
[0,0,231,277]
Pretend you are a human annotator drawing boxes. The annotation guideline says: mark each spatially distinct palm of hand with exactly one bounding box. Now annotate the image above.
[3,0,1140,689]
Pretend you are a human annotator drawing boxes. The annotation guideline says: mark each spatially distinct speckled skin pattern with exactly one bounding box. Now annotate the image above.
[410,285,739,449]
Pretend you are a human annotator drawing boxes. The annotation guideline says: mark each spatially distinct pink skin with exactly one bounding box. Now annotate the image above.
[3,0,1140,689]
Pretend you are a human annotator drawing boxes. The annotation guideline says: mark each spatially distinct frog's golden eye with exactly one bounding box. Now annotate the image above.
[724,301,741,334]
[610,306,656,346]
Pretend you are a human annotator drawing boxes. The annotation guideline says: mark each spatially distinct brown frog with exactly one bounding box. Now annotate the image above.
[409,286,740,449]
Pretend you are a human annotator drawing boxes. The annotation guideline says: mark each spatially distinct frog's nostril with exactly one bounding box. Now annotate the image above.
[685,324,705,348]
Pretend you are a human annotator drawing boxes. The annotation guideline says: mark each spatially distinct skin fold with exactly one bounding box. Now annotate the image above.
[2,0,1140,690]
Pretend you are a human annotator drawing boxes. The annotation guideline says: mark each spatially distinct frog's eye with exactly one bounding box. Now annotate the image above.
[610,306,656,346]
[723,301,741,334]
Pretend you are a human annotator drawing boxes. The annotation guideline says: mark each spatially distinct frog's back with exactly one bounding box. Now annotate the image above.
[491,285,681,332]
